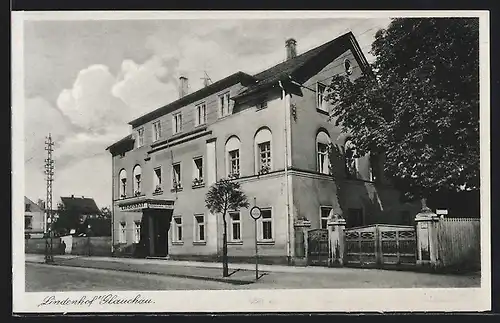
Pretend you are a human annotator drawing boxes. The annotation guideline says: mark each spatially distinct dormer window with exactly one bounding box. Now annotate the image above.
[152,120,162,142]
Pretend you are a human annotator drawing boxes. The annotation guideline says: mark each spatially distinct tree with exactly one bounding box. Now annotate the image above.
[205,179,249,277]
[326,18,479,202]
[52,202,83,236]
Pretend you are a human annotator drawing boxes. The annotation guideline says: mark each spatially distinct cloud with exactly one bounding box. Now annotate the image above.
[112,56,178,116]
[56,65,132,133]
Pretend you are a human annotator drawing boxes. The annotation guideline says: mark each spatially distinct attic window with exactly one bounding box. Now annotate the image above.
[344,59,353,75]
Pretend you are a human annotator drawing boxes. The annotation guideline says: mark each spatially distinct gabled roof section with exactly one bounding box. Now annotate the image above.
[106,134,134,154]
[233,32,372,100]
[128,71,256,128]
[25,196,44,213]
[60,196,101,215]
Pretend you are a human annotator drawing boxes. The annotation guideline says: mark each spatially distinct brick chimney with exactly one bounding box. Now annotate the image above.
[285,38,297,60]
[179,76,189,98]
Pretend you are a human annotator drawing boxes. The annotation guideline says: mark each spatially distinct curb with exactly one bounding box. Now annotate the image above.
[28,260,256,285]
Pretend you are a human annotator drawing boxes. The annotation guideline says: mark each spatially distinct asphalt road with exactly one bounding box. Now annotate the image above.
[25,262,480,292]
[25,263,241,291]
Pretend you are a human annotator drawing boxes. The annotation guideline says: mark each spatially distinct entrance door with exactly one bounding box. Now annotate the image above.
[151,211,170,257]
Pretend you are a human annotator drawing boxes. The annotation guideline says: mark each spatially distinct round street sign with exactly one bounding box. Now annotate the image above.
[250,206,262,220]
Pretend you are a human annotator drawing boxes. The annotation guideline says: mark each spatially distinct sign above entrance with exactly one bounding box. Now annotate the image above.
[118,198,175,212]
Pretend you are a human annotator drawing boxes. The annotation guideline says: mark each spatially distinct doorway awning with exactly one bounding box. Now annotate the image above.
[117,196,175,212]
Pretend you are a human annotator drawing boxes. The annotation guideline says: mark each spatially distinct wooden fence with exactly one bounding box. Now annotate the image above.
[436,218,480,270]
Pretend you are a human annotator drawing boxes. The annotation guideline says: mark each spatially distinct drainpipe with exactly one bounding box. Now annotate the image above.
[279,80,292,265]
[111,154,114,255]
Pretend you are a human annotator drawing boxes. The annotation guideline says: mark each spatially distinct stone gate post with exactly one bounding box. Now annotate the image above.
[415,201,441,269]
[293,218,311,266]
[328,216,346,267]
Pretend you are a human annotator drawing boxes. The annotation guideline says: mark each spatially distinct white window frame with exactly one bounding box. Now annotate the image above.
[133,165,142,195]
[137,127,145,148]
[119,222,127,243]
[172,112,182,135]
[228,149,240,176]
[192,157,204,184]
[254,128,273,174]
[258,141,272,173]
[320,206,333,229]
[152,120,162,142]
[316,131,331,175]
[172,216,183,243]
[195,102,207,126]
[258,208,274,242]
[154,166,162,191]
[218,92,231,118]
[225,136,241,178]
[25,216,33,230]
[172,162,182,189]
[119,169,127,198]
[229,211,242,242]
[133,221,141,244]
[316,82,327,112]
[193,214,206,243]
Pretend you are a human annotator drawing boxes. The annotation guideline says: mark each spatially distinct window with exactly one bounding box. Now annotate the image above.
[259,209,273,241]
[137,127,144,148]
[133,221,141,244]
[25,203,31,212]
[25,216,33,230]
[195,103,207,126]
[320,206,332,229]
[344,140,359,178]
[194,214,205,242]
[133,165,142,196]
[344,58,353,75]
[258,142,271,173]
[119,169,127,198]
[229,211,242,241]
[119,222,126,243]
[154,167,162,192]
[173,216,183,242]
[172,163,181,189]
[316,131,331,174]
[173,112,182,134]
[257,100,268,110]
[225,136,241,178]
[317,82,327,111]
[218,92,231,117]
[346,208,363,228]
[255,127,272,174]
[152,120,162,142]
[193,157,204,186]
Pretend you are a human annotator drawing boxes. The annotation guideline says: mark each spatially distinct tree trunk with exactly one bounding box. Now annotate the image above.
[222,214,229,277]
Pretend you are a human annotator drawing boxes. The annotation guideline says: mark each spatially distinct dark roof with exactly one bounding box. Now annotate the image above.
[233,32,371,100]
[60,196,101,215]
[106,134,134,152]
[128,71,256,127]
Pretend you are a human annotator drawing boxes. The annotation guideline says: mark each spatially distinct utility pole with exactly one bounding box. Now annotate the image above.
[44,133,55,263]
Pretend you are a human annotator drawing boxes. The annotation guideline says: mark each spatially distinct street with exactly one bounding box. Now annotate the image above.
[25,261,480,292]
[26,263,239,291]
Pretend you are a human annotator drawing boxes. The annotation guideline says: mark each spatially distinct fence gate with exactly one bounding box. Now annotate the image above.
[345,225,416,268]
[307,229,329,266]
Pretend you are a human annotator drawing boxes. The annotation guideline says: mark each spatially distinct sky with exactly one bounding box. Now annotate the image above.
[22,15,392,208]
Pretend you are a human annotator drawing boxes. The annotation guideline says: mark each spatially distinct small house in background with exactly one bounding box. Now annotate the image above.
[60,195,102,236]
[25,196,45,239]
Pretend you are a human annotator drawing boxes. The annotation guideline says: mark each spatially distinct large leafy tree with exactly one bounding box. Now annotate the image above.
[205,179,249,277]
[326,18,479,201]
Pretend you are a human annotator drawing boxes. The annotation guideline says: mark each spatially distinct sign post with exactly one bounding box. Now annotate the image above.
[249,205,262,281]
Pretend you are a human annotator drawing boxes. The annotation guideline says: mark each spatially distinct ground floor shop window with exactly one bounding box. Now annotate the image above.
[133,221,141,243]
[119,221,126,243]
[173,216,183,242]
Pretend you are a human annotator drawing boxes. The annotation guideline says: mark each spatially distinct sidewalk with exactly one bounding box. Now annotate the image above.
[24,254,481,288]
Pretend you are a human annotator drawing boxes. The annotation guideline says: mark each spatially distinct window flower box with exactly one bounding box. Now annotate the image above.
[171,182,183,192]
[120,194,127,199]
[192,177,205,188]
[134,190,141,197]
[153,185,163,194]
[228,172,240,180]
[259,165,271,175]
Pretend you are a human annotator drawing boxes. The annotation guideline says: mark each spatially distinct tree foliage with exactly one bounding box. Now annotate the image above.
[205,178,249,277]
[326,18,479,200]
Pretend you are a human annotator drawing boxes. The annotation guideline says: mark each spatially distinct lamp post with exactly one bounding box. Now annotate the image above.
[87,224,92,256]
